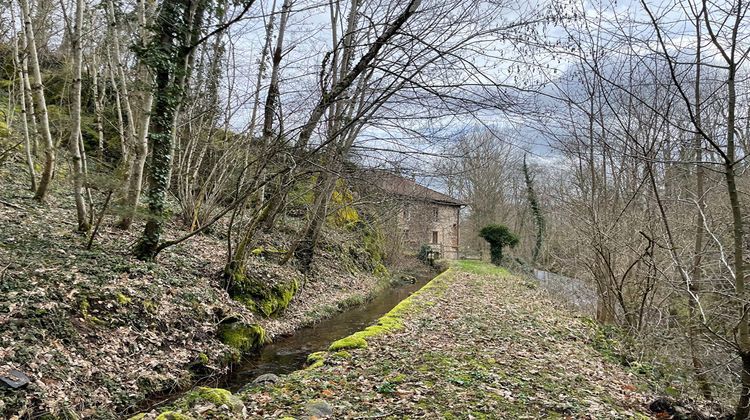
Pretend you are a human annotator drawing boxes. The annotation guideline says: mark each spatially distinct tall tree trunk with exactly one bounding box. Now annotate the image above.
[90,55,105,158]
[67,0,90,232]
[727,64,749,419]
[13,35,37,191]
[135,30,178,260]
[227,0,291,270]
[107,57,127,161]
[19,27,38,155]
[109,0,147,229]
[688,14,712,400]
[247,0,277,136]
[20,0,56,202]
[289,170,338,272]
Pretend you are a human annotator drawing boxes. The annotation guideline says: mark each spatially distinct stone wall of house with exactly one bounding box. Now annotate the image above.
[399,201,460,260]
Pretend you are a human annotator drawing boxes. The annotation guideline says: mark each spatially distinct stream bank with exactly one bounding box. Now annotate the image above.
[138,268,436,413]
[134,261,655,419]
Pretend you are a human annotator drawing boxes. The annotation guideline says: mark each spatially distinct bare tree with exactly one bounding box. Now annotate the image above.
[65,0,90,231]
[19,0,55,201]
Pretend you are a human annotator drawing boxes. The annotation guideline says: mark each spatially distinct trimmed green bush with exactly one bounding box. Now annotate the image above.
[479,224,519,266]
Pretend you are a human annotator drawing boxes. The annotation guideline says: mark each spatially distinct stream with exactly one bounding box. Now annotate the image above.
[139,272,434,413]
[220,273,433,392]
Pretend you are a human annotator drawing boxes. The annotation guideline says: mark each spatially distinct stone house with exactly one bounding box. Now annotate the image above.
[372,172,464,260]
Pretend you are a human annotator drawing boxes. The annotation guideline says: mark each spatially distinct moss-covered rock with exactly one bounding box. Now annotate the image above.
[329,179,360,227]
[329,336,367,351]
[134,387,243,419]
[306,351,327,369]
[224,269,299,317]
[155,411,194,420]
[332,350,352,359]
[217,323,267,352]
[183,387,244,412]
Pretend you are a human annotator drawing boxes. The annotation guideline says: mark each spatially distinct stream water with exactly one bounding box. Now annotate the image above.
[139,273,434,413]
[221,274,433,392]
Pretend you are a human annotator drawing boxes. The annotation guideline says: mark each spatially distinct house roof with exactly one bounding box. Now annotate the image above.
[373,171,465,207]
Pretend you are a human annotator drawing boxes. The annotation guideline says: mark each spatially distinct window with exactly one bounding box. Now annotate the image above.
[433,207,439,222]
[403,229,410,240]
[403,204,411,221]
[432,231,438,244]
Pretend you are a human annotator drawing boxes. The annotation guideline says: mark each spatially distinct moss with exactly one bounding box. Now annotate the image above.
[79,297,106,326]
[0,120,10,138]
[306,351,327,369]
[290,175,317,207]
[453,260,508,276]
[227,271,299,317]
[80,298,90,314]
[361,222,387,273]
[186,387,232,406]
[373,262,389,277]
[174,387,244,414]
[198,353,209,365]
[329,336,367,351]
[155,411,193,420]
[250,246,287,257]
[218,323,267,352]
[328,269,453,352]
[126,415,146,420]
[333,350,352,359]
[390,373,407,383]
[115,292,132,305]
[307,351,326,364]
[329,179,360,227]
[307,359,324,369]
[143,299,158,313]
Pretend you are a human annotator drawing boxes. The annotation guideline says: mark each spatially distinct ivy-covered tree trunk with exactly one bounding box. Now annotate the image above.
[523,155,544,265]
[135,0,207,260]
[489,244,503,266]
[135,69,174,260]
[480,224,518,267]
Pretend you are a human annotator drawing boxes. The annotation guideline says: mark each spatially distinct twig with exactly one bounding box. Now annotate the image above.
[353,413,393,419]
[86,190,113,250]
[0,199,24,210]
[0,140,24,165]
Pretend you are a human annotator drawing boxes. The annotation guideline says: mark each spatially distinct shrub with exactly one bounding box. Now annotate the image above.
[417,244,433,265]
[479,224,519,266]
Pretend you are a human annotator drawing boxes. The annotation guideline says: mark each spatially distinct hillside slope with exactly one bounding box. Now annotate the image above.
[0,165,389,418]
